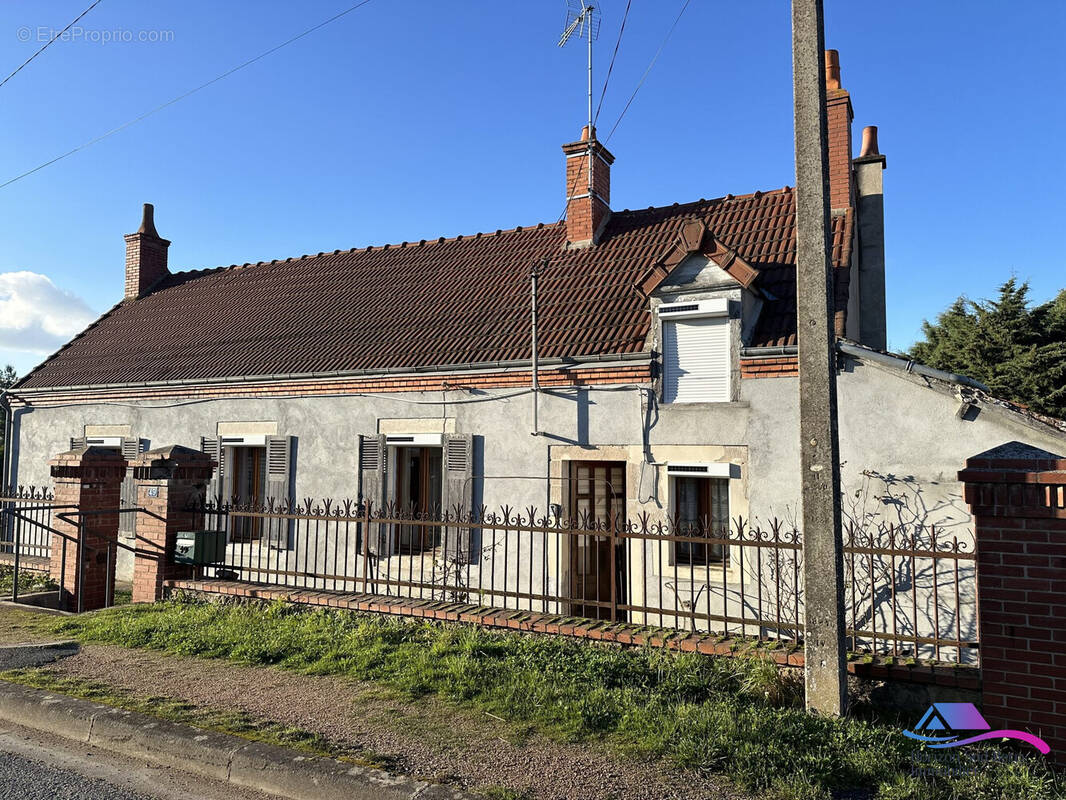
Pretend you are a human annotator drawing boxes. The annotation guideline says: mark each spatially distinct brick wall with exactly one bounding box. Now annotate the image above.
[740,356,799,379]
[958,442,1066,763]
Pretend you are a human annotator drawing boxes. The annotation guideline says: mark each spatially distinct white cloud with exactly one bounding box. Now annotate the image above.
[0,272,97,368]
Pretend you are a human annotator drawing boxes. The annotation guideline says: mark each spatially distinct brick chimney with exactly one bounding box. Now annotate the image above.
[561,126,614,246]
[824,50,853,211]
[124,203,170,301]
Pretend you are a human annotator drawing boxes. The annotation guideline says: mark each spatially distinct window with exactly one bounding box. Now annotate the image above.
[661,311,730,403]
[393,445,443,553]
[229,445,265,541]
[672,476,729,566]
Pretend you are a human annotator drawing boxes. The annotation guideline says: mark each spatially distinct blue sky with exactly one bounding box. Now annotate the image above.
[0,0,1063,376]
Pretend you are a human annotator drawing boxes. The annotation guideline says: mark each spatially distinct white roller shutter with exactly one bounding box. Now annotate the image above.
[662,317,730,403]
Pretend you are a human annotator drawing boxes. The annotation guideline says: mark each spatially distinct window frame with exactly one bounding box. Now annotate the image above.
[671,474,730,567]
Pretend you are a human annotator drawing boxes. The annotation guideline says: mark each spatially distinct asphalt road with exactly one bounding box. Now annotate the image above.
[0,722,283,800]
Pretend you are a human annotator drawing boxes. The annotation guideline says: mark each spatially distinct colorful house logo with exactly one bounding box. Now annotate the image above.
[903,703,1050,754]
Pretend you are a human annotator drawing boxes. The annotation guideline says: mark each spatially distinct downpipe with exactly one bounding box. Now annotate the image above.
[530,260,541,436]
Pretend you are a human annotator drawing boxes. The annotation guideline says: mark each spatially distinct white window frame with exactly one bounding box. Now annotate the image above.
[660,463,741,583]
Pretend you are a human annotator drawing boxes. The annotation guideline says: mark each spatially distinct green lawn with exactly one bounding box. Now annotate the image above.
[41,598,1064,800]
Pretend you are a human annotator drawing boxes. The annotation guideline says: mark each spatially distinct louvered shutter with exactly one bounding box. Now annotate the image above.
[662,317,731,403]
[264,435,293,548]
[119,437,143,535]
[69,437,86,451]
[200,436,225,503]
[120,437,140,461]
[359,434,388,555]
[442,433,474,558]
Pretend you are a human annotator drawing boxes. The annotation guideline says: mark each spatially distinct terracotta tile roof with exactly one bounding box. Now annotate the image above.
[16,188,852,390]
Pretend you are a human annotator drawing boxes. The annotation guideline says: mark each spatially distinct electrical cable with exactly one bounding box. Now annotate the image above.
[553,0,688,226]
[602,0,691,144]
[592,0,630,126]
[0,0,105,90]
[0,0,374,190]
[14,383,645,411]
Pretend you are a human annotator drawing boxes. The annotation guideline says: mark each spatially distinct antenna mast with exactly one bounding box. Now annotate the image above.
[558,2,600,192]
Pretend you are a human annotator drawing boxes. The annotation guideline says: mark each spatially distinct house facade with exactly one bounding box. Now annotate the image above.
[4,52,1066,627]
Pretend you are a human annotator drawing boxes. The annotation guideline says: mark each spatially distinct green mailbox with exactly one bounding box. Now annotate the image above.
[174,530,227,565]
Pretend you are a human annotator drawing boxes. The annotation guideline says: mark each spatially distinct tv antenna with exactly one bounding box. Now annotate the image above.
[557,1,600,140]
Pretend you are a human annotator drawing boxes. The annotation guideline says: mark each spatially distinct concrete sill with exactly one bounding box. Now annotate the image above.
[660,401,750,410]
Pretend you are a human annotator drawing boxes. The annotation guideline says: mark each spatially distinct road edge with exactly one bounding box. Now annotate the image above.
[0,679,470,800]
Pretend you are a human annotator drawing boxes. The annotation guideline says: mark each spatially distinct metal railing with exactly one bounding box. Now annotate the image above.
[0,487,56,562]
[0,492,142,613]
[193,498,979,663]
[844,520,977,663]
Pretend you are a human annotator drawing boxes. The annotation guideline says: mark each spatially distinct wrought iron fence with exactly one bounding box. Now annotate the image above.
[193,498,978,663]
[844,520,976,663]
[0,487,56,563]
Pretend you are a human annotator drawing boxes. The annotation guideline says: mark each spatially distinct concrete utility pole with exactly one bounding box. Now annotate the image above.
[791,0,847,716]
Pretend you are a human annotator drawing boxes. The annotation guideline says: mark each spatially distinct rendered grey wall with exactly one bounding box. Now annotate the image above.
[11,356,1066,613]
[12,359,1066,528]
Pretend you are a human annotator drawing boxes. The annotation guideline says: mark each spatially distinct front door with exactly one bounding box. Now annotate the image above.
[569,461,626,620]
[394,446,443,553]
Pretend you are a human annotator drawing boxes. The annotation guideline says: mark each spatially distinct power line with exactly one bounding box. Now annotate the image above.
[592,0,631,126]
[555,0,689,225]
[603,0,691,144]
[0,0,374,191]
[0,0,105,90]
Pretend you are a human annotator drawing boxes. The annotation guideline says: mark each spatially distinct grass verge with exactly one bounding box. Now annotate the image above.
[0,667,397,770]
[46,598,1065,800]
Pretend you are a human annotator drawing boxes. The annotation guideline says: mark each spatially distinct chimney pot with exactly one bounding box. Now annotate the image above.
[825,49,841,91]
[137,203,160,237]
[859,125,880,157]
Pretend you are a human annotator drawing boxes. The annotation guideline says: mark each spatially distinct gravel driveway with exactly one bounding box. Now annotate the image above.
[41,644,742,800]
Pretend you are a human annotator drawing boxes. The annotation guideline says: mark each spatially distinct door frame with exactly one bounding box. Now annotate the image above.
[566,459,627,621]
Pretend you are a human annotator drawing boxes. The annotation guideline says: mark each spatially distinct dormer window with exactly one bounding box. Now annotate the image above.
[660,298,730,403]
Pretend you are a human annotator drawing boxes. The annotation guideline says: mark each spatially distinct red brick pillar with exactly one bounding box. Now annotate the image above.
[959,441,1066,762]
[131,445,215,604]
[49,447,127,612]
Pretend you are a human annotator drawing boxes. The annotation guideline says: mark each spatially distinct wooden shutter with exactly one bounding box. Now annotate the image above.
[265,436,293,502]
[442,433,474,558]
[359,434,388,555]
[119,437,143,535]
[69,436,85,450]
[662,317,730,403]
[264,435,293,548]
[200,436,225,502]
